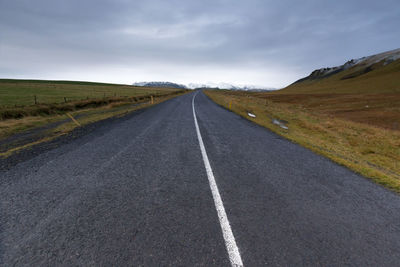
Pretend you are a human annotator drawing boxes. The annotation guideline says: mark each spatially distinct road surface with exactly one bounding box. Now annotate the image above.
[1,91,400,266]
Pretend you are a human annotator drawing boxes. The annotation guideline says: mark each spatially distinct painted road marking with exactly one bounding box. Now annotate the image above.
[192,92,244,267]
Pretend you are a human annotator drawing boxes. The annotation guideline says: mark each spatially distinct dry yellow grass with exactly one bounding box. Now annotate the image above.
[205,90,400,193]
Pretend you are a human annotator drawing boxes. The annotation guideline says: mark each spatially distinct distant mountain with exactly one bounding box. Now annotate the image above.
[282,48,400,94]
[187,82,274,91]
[133,81,187,89]
[133,81,274,91]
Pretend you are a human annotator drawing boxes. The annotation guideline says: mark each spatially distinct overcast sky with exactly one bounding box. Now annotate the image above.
[0,0,399,88]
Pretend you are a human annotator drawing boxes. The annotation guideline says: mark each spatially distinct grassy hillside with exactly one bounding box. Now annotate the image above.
[282,57,400,94]
[258,53,400,131]
[0,79,179,107]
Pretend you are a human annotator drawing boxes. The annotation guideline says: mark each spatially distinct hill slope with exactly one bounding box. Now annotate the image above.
[282,48,400,94]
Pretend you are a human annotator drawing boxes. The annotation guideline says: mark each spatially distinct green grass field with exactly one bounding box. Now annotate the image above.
[0,79,179,107]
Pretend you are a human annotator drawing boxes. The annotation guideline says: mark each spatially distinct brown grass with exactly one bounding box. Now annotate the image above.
[251,93,400,130]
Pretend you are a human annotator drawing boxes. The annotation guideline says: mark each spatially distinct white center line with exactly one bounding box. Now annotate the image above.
[192,92,244,267]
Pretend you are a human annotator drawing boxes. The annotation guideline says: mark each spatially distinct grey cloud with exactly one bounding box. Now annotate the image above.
[0,0,399,87]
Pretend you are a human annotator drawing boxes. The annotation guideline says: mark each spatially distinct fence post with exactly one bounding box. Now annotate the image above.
[64,97,67,103]
[34,95,37,105]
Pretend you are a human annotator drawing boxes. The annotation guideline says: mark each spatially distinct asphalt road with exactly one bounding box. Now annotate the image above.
[1,91,400,266]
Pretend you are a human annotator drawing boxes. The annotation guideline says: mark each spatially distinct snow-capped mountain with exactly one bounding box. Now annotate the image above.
[133,81,274,91]
[295,48,400,83]
[187,82,274,91]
